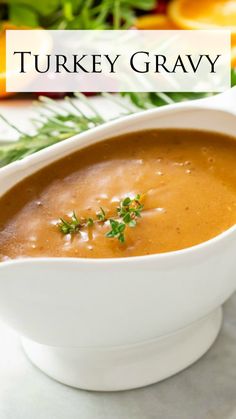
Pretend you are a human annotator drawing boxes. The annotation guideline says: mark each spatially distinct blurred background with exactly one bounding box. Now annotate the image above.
[0,0,236,99]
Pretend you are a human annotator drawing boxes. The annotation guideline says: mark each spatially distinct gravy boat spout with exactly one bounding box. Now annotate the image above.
[0,88,236,391]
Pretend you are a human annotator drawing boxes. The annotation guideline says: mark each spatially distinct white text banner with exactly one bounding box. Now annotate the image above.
[6,30,231,92]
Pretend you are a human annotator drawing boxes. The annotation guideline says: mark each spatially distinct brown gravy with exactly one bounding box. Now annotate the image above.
[1,129,236,260]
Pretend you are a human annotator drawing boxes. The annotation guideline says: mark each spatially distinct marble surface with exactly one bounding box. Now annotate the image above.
[0,296,236,419]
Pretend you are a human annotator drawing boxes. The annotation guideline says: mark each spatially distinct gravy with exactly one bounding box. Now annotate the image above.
[1,129,236,259]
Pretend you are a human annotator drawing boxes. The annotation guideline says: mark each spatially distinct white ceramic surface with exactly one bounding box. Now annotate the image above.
[21,308,222,391]
[0,88,236,390]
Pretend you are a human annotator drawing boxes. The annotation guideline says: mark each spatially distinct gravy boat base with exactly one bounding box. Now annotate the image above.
[21,307,222,391]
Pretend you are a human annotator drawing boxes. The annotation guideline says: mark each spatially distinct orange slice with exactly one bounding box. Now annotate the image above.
[135,14,178,30]
[168,0,236,41]
[0,23,14,98]
[0,23,51,99]
[232,44,236,67]
[0,23,32,98]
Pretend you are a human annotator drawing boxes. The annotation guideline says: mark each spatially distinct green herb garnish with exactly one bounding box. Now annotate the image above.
[105,195,143,242]
[117,194,143,226]
[0,91,210,169]
[58,211,81,235]
[96,207,107,222]
[1,70,236,169]
[58,211,96,234]
[58,195,144,243]
[106,219,126,243]
[3,0,156,30]
[0,94,105,168]
[87,217,94,227]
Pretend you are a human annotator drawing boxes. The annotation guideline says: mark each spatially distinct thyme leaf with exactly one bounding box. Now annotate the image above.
[96,207,107,222]
[106,219,126,243]
[58,211,81,235]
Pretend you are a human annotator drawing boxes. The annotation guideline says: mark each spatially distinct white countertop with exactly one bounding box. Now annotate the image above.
[0,297,236,419]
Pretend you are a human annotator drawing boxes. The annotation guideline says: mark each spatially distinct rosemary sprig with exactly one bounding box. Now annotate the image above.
[0,94,106,168]
[58,195,144,243]
[1,69,235,169]
[0,91,209,168]
[120,91,215,109]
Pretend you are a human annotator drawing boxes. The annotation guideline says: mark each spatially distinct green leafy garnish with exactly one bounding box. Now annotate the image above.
[117,194,143,226]
[1,70,236,169]
[58,211,95,234]
[58,211,81,234]
[0,91,211,169]
[106,219,126,243]
[58,195,144,243]
[0,94,105,168]
[96,207,107,222]
[87,217,94,226]
[2,0,156,30]
[105,195,143,242]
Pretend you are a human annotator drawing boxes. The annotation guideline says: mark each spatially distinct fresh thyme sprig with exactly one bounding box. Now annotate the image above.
[106,219,126,243]
[117,194,143,227]
[58,211,82,235]
[96,207,107,222]
[105,194,143,242]
[58,195,144,243]
[58,212,101,236]
[58,211,95,234]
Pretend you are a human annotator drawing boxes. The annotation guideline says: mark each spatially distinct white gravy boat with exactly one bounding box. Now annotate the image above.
[0,88,236,391]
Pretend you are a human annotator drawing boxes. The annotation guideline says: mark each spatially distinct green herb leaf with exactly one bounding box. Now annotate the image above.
[58,211,81,234]
[0,94,105,168]
[9,4,39,27]
[7,0,60,16]
[4,0,156,29]
[106,219,126,243]
[96,207,107,222]
[87,217,94,226]
[117,194,144,221]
